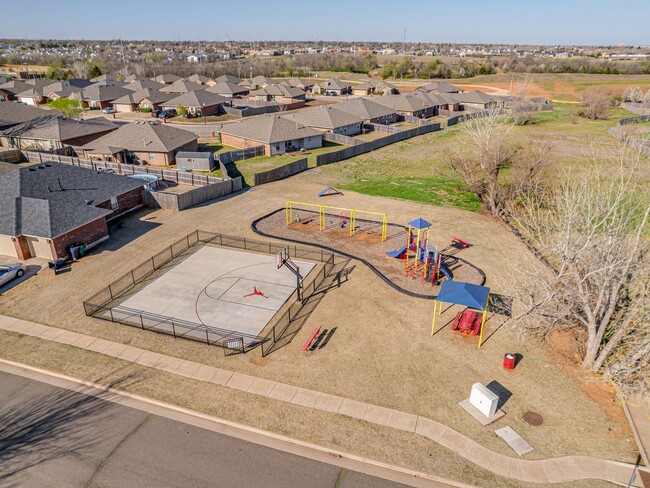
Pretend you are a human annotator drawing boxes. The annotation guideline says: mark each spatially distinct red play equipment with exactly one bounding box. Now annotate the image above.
[450,310,482,336]
[451,236,470,249]
[301,326,321,351]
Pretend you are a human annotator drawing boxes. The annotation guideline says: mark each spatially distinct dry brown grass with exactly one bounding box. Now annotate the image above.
[0,176,638,469]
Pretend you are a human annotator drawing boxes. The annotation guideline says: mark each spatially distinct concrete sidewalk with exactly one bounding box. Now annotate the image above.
[0,314,646,487]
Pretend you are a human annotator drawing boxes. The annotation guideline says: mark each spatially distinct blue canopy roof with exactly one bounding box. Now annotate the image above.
[436,281,490,310]
[408,218,432,229]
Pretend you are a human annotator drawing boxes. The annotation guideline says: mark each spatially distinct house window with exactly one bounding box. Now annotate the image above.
[110,197,119,210]
[148,153,155,160]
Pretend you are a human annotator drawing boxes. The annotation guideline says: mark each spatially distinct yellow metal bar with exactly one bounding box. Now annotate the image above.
[431,300,438,335]
[319,207,325,230]
[478,292,489,349]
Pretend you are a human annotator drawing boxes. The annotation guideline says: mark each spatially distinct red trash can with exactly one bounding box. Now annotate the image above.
[503,353,516,370]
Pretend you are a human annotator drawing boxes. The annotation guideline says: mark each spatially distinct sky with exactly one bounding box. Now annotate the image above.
[2,0,649,46]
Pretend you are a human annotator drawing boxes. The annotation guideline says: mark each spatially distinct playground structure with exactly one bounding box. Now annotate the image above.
[431,280,491,348]
[385,217,456,286]
[317,186,343,197]
[285,201,388,241]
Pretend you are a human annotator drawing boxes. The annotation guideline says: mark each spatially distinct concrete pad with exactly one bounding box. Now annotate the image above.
[226,373,255,391]
[438,429,472,453]
[388,411,418,432]
[22,322,50,336]
[54,330,83,346]
[606,461,640,486]
[208,368,234,386]
[459,398,505,425]
[414,417,449,442]
[85,338,115,354]
[154,356,184,374]
[470,446,496,470]
[40,327,67,341]
[570,455,608,479]
[118,246,315,344]
[174,361,201,378]
[114,346,144,363]
[4,319,39,333]
[134,351,165,368]
[495,426,534,456]
[191,364,220,382]
[313,393,344,414]
[518,460,551,483]
[247,377,276,397]
[103,342,129,358]
[291,388,320,408]
[267,383,298,402]
[363,405,393,426]
[338,399,368,420]
[488,454,514,477]
[507,458,522,481]
[70,334,98,349]
[0,315,20,329]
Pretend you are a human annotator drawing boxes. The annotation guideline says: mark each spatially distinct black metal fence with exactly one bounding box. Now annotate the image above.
[82,230,339,355]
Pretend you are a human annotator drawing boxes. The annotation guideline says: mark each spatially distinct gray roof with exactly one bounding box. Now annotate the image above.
[249,84,305,98]
[285,77,315,88]
[331,97,397,120]
[318,79,351,90]
[418,81,462,93]
[161,90,229,109]
[176,151,211,159]
[0,162,143,239]
[111,88,173,105]
[43,81,85,99]
[218,115,322,144]
[83,121,197,154]
[159,79,207,94]
[239,76,276,88]
[0,80,33,96]
[215,74,243,84]
[1,116,116,142]
[74,85,133,102]
[206,82,249,96]
[187,74,210,84]
[412,91,448,106]
[283,105,362,130]
[373,94,432,112]
[124,75,147,82]
[451,90,497,104]
[153,74,182,84]
[0,102,62,129]
[124,79,166,92]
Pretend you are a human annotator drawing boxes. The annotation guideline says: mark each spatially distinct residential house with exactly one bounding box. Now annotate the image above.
[15,88,47,106]
[283,77,315,92]
[215,74,244,84]
[283,106,363,135]
[0,102,62,131]
[352,80,398,96]
[238,76,276,90]
[332,98,399,124]
[159,79,207,94]
[312,79,352,96]
[417,81,463,94]
[161,91,229,116]
[44,80,90,101]
[72,85,133,109]
[0,162,144,260]
[124,79,166,92]
[374,94,435,118]
[82,121,198,166]
[452,90,500,110]
[205,82,249,98]
[0,116,116,151]
[218,115,323,156]
[0,80,33,100]
[153,74,182,85]
[247,84,306,104]
[187,74,211,85]
[413,91,460,113]
[110,88,174,113]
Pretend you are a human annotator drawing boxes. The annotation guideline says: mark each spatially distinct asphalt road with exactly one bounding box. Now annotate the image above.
[0,371,414,488]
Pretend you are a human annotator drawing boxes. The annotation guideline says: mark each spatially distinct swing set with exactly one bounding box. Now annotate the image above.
[285,201,388,241]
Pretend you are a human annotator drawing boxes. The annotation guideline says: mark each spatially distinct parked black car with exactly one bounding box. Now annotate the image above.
[151,110,162,118]
[159,109,177,119]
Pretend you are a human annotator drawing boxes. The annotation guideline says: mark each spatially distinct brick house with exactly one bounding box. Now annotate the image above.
[331,98,399,124]
[282,106,363,135]
[205,82,249,98]
[111,88,174,112]
[351,80,399,97]
[82,121,198,166]
[312,79,352,96]
[247,84,306,104]
[72,84,133,109]
[160,90,229,116]
[0,162,144,260]
[374,94,436,118]
[219,115,323,156]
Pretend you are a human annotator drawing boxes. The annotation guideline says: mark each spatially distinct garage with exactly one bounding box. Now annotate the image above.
[26,236,53,259]
[0,234,17,258]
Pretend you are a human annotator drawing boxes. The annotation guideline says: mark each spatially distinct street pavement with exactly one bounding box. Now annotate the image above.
[0,371,414,488]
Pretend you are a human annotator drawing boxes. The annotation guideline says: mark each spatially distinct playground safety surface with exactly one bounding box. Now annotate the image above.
[255,208,484,298]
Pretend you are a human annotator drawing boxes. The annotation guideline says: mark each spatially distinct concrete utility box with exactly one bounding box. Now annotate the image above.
[469,383,499,418]
[176,151,215,171]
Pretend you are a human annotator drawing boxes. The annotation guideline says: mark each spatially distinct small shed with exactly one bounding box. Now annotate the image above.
[176,151,215,171]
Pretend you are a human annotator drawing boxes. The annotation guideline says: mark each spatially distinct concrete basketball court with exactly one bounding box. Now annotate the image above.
[118,246,315,342]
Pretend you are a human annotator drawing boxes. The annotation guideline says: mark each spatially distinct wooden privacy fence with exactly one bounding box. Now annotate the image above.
[218,146,265,164]
[323,132,364,146]
[253,157,308,186]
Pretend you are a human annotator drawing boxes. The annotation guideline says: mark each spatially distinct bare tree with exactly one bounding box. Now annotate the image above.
[72,60,89,79]
[578,87,612,120]
[626,86,643,103]
[449,109,551,219]
[510,77,536,126]
[511,146,650,388]
[644,89,650,104]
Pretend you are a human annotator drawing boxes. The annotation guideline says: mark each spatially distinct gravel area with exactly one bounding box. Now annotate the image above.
[255,208,484,297]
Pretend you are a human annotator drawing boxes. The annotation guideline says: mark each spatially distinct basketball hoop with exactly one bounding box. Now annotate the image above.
[276,247,288,269]
[276,253,283,269]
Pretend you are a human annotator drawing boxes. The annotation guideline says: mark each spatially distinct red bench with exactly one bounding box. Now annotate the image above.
[452,237,470,249]
[301,327,321,352]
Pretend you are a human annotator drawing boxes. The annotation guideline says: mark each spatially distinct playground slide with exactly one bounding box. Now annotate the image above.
[439,263,453,280]
[386,245,408,259]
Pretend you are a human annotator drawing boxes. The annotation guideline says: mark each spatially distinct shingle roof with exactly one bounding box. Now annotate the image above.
[83,121,197,154]
[124,79,166,92]
[418,81,462,93]
[285,77,315,88]
[282,105,362,130]
[74,85,133,102]
[215,74,243,84]
[218,115,322,144]
[0,162,143,239]
[1,116,116,142]
[373,94,432,112]
[249,84,305,98]
[187,74,210,84]
[0,102,62,129]
[205,82,249,96]
[0,80,33,96]
[153,74,182,84]
[43,81,85,99]
[159,79,207,94]
[161,90,229,109]
[330,97,397,120]
[318,79,351,90]
[452,90,497,104]
[111,88,173,105]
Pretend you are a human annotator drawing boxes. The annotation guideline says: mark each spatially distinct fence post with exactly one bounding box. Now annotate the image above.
[109,308,114,322]
[108,284,114,300]
[206,328,210,344]
[140,314,145,330]
[172,322,176,338]
[131,270,136,285]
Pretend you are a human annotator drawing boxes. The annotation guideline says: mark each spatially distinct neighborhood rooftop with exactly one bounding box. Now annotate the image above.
[218,114,322,144]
